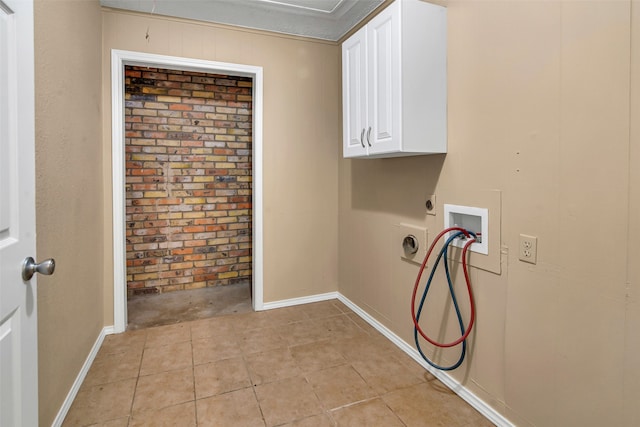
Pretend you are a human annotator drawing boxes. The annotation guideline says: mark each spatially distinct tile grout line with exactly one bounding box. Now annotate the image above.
[190,324,198,426]
[127,329,148,425]
[231,313,268,426]
[245,341,268,426]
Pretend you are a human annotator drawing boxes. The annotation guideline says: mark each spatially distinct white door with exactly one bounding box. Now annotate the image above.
[0,0,39,425]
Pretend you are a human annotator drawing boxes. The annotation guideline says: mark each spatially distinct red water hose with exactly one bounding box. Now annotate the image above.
[411,227,476,348]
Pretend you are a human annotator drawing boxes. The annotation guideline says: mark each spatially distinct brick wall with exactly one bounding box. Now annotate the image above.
[124,66,252,295]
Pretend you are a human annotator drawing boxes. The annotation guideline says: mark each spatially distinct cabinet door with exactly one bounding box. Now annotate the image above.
[367,1,401,155]
[342,25,368,158]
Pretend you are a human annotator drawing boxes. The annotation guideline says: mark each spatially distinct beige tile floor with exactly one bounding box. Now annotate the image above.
[63,300,493,426]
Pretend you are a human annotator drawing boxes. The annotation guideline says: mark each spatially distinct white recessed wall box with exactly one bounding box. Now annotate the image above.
[443,204,488,255]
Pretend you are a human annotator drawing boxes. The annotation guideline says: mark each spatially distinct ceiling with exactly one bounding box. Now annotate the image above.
[100,0,386,41]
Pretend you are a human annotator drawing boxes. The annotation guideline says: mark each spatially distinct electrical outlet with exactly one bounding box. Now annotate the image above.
[519,234,537,264]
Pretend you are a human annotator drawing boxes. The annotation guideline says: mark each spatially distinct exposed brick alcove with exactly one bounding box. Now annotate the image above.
[124,66,252,296]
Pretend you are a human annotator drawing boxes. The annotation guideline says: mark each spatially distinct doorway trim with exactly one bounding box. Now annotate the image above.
[111,49,264,333]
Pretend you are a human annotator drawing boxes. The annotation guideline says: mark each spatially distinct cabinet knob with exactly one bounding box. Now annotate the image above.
[366,127,372,147]
[360,128,365,148]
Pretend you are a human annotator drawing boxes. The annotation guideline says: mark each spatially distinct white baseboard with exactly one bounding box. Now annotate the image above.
[261,291,339,310]
[51,326,113,427]
[336,294,513,427]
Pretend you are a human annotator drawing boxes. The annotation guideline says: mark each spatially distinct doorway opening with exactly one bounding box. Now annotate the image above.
[111,50,264,333]
[124,66,254,328]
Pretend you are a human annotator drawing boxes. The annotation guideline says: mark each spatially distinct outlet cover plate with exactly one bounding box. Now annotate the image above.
[519,234,537,264]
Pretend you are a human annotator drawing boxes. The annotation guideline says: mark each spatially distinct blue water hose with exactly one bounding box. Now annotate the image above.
[413,230,476,371]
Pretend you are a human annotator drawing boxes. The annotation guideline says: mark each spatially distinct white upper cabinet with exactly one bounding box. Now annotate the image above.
[342,0,447,158]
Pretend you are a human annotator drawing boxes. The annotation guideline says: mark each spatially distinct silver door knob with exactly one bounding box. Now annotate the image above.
[22,257,55,281]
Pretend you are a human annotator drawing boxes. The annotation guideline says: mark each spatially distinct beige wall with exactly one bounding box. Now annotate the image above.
[34,0,104,425]
[101,10,341,323]
[626,2,640,425]
[339,1,639,425]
